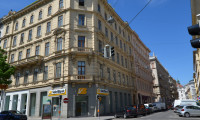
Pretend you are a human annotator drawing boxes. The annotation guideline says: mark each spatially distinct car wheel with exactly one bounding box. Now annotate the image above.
[114,114,118,118]
[179,115,182,117]
[184,112,190,118]
[123,114,127,119]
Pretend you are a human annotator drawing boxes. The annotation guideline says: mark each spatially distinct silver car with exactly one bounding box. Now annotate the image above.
[178,105,200,117]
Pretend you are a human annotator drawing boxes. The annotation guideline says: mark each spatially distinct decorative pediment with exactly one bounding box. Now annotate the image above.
[53,28,66,35]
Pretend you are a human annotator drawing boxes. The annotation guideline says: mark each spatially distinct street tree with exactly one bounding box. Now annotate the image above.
[0,47,15,89]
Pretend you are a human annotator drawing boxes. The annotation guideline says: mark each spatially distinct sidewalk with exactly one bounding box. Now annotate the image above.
[28,116,114,120]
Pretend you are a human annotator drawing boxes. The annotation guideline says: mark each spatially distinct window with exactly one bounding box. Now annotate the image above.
[123,31,125,37]
[128,35,130,41]
[44,66,48,80]
[18,51,22,60]
[124,43,126,52]
[57,38,62,51]
[15,22,18,30]
[78,36,85,51]
[115,23,117,30]
[58,15,63,27]
[125,58,127,68]
[98,40,102,53]
[37,26,41,37]
[24,70,29,84]
[79,0,84,6]
[104,13,107,20]
[117,53,119,64]
[20,33,24,44]
[6,26,9,34]
[10,54,14,63]
[15,73,20,85]
[105,27,108,37]
[110,32,113,41]
[129,47,132,55]
[121,56,124,66]
[47,22,51,33]
[78,14,85,26]
[119,27,121,34]
[120,40,122,49]
[13,36,17,46]
[78,61,85,77]
[22,19,26,27]
[59,0,63,8]
[118,72,121,84]
[98,19,102,31]
[28,29,32,40]
[45,42,49,56]
[113,70,116,83]
[112,54,115,61]
[39,10,42,20]
[30,15,34,24]
[33,68,39,81]
[116,37,118,45]
[26,49,30,58]
[56,63,61,78]
[107,68,110,80]
[35,46,40,56]
[98,4,101,12]
[100,64,103,77]
[3,40,7,49]
[48,6,52,15]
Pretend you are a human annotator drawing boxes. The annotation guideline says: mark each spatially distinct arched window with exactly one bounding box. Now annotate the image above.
[48,6,52,15]
[22,19,26,27]
[39,10,42,19]
[15,22,18,30]
[30,15,34,23]
[59,0,63,8]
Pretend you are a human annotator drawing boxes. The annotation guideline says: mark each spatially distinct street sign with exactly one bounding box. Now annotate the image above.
[63,98,68,103]
[97,88,109,95]
[48,89,66,96]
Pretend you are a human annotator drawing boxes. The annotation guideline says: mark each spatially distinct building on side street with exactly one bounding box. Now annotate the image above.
[132,33,153,104]
[190,0,200,99]
[177,83,186,100]
[169,76,178,102]
[149,54,172,106]
[0,0,151,119]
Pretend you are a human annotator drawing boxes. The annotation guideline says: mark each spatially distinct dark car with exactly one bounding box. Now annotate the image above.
[145,105,152,114]
[114,106,137,119]
[0,110,27,120]
[133,104,147,116]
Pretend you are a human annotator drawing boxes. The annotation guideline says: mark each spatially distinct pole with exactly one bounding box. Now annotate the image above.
[58,95,61,120]
[98,99,100,120]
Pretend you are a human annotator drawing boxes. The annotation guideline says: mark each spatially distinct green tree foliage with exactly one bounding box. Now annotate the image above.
[0,48,15,85]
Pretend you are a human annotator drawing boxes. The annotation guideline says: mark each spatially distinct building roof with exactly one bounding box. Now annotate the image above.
[177,83,183,88]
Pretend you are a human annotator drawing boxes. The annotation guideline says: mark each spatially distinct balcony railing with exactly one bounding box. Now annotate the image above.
[10,55,44,68]
[69,75,93,82]
[69,47,93,53]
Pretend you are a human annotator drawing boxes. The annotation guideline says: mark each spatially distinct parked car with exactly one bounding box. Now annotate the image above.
[144,103,156,112]
[0,110,27,120]
[114,106,137,119]
[145,105,152,114]
[178,105,200,117]
[133,104,147,116]
[175,105,184,113]
[153,102,166,111]
[174,99,200,108]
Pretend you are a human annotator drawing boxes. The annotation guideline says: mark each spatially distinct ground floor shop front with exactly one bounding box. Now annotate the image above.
[1,84,136,118]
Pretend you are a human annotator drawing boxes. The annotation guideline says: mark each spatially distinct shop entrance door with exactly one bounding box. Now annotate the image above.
[52,97,59,117]
[75,96,88,116]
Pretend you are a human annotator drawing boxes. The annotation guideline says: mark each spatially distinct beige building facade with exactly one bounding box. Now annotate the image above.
[190,0,200,99]
[132,33,153,104]
[150,55,172,105]
[0,0,146,118]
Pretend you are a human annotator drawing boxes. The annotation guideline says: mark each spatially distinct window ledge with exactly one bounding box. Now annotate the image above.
[45,32,51,35]
[36,35,42,39]
[77,25,87,28]
[28,39,32,42]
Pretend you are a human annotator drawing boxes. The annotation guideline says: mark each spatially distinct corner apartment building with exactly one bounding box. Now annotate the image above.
[191,0,200,97]
[132,33,153,104]
[150,55,171,105]
[0,0,140,118]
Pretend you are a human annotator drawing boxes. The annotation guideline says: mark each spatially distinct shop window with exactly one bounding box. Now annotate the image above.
[12,95,18,110]
[29,93,36,116]
[4,96,10,110]
[39,92,47,116]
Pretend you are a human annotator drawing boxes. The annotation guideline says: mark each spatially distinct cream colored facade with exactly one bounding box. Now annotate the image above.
[191,0,200,98]
[0,0,141,118]
[150,55,172,105]
[132,33,153,104]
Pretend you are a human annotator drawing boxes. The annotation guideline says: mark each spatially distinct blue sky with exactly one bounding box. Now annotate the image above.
[0,0,193,85]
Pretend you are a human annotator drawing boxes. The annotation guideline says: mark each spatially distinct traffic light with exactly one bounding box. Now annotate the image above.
[110,47,115,56]
[188,24,200,48]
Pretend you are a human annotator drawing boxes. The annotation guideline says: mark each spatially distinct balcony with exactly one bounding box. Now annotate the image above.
[10,55,44,68]
[69,75,93,83]
[69,47,93,55]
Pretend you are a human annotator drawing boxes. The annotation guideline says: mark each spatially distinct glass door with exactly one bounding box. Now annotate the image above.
[52,97,59,117]
[75,96,88,116]
[21,94,27,114]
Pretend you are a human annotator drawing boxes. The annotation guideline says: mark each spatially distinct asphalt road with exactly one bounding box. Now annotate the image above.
[113,110,200,120]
